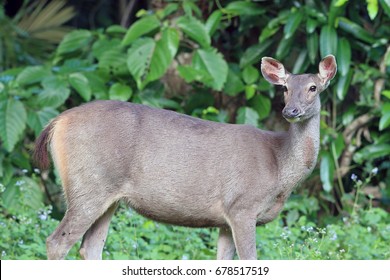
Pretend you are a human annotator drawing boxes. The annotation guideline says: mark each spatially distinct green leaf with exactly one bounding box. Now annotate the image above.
[98,46,129,76]
[224,68,245,96]
[68,72,91,101]
[306,18,318,33]
[127,29,179,90]
[161,3,179,19]
[319,25,338,58]
[379,0,390,17]
[236,107,259,126]
[240,41,273,68]
[192,48,228,90]
[283,9,304,39]
[0,99,27,152]
[177,65,213,85]
[307,32,319,64]
[338,17,375,44]
[336,37,351,76]
[205,10,222,36]
[382,90,390,99]
[259,26,279,43]
[248,94,271,121]
[276,35,295,60]
[379,103,390,131]
[245,85,256,100]
[121,15,160,47]
[16,66,51,86]
[177,16,211,49]
[366,0,379,20]
[37,76,70,108]
[57,30,92,55]
[292,49,309,74]
[242,65,259,84]
[224,1,265,15]
[109,83,133,101]
[127,38,155,89]
[353,144,390,163]
[27,108,58,137]
[320,152,334,192]
[336,69,353,100]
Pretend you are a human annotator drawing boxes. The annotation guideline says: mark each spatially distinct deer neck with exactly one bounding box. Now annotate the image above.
[278,113,320,190]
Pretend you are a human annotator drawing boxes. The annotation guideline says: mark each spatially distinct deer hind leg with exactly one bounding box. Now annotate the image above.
[217,226,236,259]
[229,215,257,260]
[46,196,118,260]
[79,203,118,260]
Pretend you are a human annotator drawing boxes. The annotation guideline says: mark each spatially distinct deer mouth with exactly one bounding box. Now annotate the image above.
[284,116,302,123]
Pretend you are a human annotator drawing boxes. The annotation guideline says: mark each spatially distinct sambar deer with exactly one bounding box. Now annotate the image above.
[34,55,337,260]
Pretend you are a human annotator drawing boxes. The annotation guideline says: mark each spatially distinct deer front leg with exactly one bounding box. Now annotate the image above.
[217,226,236,259]
[229,216,257,260]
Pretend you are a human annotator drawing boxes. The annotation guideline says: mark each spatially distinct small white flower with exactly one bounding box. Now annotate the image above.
[351,173,358,181]
[22,169,28,174]
[367,226,372,233]
[371,167,378,175]
[340,249,345,253]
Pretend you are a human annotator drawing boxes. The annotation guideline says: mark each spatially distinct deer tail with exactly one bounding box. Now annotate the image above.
[33,121,55,170]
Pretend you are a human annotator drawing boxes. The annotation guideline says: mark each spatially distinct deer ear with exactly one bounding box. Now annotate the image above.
[261,57,289,85]
[318,55,337,87]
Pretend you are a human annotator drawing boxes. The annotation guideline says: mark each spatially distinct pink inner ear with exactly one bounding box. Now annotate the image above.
[269,73,280,83]
[269,60,280,68]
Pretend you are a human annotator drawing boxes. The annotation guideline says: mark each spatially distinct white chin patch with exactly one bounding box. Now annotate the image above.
[285,117,301,123]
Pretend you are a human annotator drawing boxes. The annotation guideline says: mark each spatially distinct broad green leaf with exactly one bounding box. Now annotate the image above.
[192,48,228,90]
[245,85,256,100]
[276,35,295,60]
[109,83,133,101]
[16,66,51,86]
[306,18,318,33]
[338,17,375,44]
[69,72,91,101]
[366,0,379,20]
[161,3,179,19]
[127,29,179,90]
[382,90,390,99]
[145,28,179,84]
[336,37,351,76]
[307,32,319,64]
[320,25,338,58]
[0,99,27,152]
[379,0,390,17]
[336,69,353,100]
[106,25,126,35]
[37,76,70,108]
[57,30,92,55]
[98,46,129,76]
[127,38,155,89]
[177,16,211,48]
[122,15,160,47]
[353,144,390,163]
[329,0,347,26]
[379,103,390,130]
[27,108,58,137]
[240,41,273,68]
[205,10,222,36]
[183,0,202,17]
[177,65,213,85]
[259,26,279,43]
[236,107,259,126]
[283,9,304,39]
[249,94,271,120]
[320,152,334,192]
[224,68,245,96]
[225,1,265,15]
[292,49,309,74]
[242,65,259,84]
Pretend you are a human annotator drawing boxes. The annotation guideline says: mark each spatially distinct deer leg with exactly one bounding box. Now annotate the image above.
[229,217,257,260]
[217,226,236,259]
[79,203,118,260]
[46,198,116,260]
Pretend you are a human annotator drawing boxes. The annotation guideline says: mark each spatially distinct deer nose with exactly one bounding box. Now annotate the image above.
[282,107,302,119]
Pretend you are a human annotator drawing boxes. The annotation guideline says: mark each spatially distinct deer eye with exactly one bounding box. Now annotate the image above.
[309,85,317,92]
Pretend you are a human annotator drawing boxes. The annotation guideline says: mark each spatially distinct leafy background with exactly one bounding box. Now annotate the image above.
[0,0,389,259]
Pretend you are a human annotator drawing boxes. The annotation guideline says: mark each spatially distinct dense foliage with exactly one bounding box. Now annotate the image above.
[0,0,389,259]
